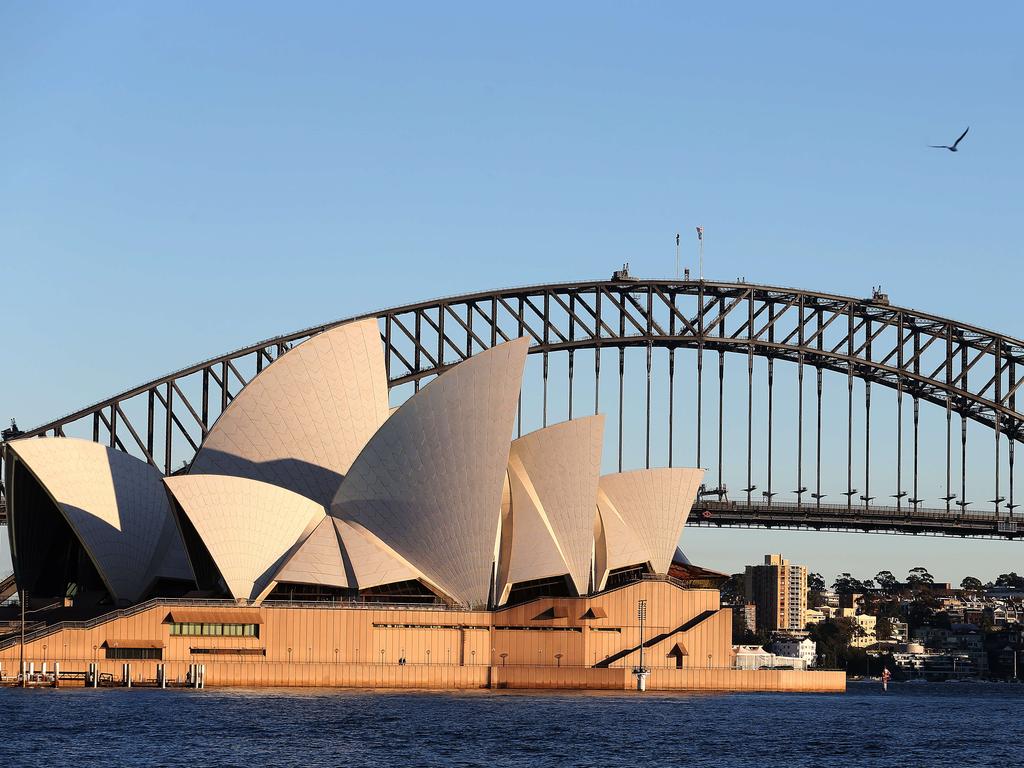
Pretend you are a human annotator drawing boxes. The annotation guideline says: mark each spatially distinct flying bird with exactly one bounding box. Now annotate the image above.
[930,126,969,152]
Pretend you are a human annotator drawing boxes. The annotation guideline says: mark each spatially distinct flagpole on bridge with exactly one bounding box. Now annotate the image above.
[696,226,704,281]
[675,233,680,279]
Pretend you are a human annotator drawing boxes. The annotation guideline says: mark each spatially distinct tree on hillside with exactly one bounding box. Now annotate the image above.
[807,572,828,608]
[874,570,898,593]
[995,573,1024,589]
[807,617,858,668]
[720,573,746,605]
[906,567,934,586]
[902,589,943,631]
[833,573,866,595]
[960,576,984,591]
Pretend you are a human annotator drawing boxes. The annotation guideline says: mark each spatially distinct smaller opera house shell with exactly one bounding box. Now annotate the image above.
[5,319,707,610]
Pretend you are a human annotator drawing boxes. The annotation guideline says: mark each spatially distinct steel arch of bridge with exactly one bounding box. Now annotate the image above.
[5,278,1024,536]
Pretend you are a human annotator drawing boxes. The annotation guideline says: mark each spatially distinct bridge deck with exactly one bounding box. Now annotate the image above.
[691,500,1021,539]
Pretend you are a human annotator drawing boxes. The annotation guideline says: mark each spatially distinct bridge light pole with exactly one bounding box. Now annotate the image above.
[743,485,757,505]
[20,589,26,688]
[635,599,648,691]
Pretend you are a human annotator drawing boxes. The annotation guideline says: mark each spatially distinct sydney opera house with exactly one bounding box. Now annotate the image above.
[1,319,842,691]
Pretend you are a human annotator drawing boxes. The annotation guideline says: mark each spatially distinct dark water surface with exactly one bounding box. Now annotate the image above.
[2,681,1021,767]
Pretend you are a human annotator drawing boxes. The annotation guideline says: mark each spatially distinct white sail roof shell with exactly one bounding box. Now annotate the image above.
[273,516,349,588]
[597,468,704,575]
[332,338,529,607]
[503,416,604,596]
[502,461,570,591]
[594,486,652,590]
[164,474,323,602]
[334,519,423,590]
[7,437,192,604]
[272,516,423,591]
[189,318,390,508]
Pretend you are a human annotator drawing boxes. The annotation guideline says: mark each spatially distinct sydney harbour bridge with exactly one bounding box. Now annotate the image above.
[2,276,1023,541]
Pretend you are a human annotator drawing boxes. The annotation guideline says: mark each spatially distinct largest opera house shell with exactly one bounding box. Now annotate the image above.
[5,318,704,609]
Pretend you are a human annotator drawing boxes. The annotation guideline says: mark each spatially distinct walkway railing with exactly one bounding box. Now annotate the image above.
[0,595,457,651]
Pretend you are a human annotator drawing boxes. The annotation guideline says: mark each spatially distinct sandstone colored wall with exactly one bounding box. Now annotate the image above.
[0,581,843,693]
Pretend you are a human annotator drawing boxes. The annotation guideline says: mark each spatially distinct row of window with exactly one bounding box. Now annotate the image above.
[494,626,584,633]
[168,623,259,637]
[190,648,266,656]
[371,623,490,630]
[106,648,162,660]
[104,647,268,660]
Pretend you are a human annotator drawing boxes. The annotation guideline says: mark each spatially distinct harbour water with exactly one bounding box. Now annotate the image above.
[2,681,1021,767]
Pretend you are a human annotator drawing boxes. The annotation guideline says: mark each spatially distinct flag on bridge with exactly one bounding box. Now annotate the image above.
[696,226,704,241]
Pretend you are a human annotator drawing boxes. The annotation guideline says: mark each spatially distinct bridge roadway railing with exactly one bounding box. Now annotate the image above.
[691,499,1021,538]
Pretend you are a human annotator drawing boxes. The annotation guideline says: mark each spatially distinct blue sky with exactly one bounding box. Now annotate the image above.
[2,3,1023,583]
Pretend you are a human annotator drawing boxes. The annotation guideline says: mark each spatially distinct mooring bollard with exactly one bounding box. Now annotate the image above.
[198,664,206,689]
[53,662,60,688]
[158,664,166,689]
[88,662,98,688]
[123,663,131,688]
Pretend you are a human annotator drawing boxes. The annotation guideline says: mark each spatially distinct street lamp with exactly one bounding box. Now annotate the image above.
[637,600,647,672]
[555,653,563,668]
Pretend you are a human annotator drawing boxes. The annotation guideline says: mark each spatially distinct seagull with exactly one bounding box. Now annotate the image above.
[930,126,969,152]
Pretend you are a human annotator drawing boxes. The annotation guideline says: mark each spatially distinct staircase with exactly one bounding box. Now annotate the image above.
[594,609,719,668]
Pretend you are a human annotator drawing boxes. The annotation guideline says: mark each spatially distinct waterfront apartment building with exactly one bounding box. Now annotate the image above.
[842,610,877,648]
[744,555,808,632]
[769,636,817,668]
[804,607,826,626]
